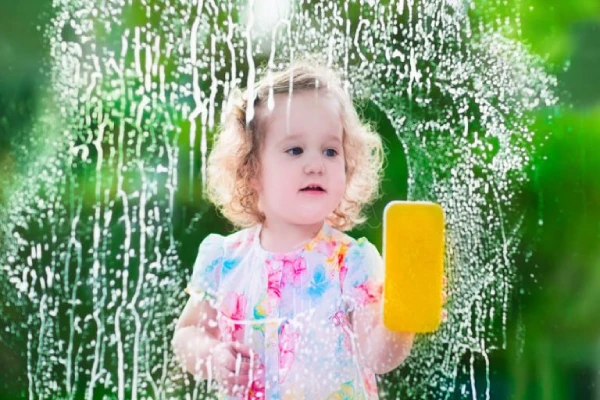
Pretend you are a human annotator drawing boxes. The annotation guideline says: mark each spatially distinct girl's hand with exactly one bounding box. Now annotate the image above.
[210,341,263,397]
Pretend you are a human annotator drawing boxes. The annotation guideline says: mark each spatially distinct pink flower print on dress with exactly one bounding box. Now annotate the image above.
[279,256,307,288]
[314,235,337,256]
[278,321,300,384]
[363,369,379,398]
[339,262,348,295]
[353,280,383,308]
[246,363,266,400]
[325,242,349,279]
[331,310,353,353]
[266,259,283,301]
[331,310,346,327]
[222,292,247,342]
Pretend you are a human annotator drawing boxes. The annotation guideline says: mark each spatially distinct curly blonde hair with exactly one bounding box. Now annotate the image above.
[206,59,385,232]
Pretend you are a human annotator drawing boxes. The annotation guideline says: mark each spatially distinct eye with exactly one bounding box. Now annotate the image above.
[324,148,338,157]
[286,147,303,156]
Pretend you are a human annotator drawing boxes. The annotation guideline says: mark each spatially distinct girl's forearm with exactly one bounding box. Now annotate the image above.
[172,326,221,380]
[366,324,415,374]
[353,303,415,374]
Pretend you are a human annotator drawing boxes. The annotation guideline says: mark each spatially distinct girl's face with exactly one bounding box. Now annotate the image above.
[253,90,346,227]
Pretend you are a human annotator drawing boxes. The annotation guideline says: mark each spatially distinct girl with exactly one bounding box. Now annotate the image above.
[172,60,415,399]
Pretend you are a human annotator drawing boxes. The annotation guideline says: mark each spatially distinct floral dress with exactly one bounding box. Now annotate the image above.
[185,221,384,399]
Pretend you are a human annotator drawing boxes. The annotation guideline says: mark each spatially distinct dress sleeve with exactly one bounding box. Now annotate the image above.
[184,233,225,304]
[342,237,384,313]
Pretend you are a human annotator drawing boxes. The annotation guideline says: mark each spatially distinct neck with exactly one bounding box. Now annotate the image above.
[259,220,324,253]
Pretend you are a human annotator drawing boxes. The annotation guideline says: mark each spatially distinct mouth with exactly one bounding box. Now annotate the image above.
[299,185,326,193]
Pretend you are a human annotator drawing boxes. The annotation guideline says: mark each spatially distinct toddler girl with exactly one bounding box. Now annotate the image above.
[172,60,415,399]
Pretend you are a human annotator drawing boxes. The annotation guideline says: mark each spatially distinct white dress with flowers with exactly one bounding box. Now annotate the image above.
[185,221,384,400]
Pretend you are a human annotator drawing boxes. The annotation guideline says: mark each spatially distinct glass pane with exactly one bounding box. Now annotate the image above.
[1,0,598,398]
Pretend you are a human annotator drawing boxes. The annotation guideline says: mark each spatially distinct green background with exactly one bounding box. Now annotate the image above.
[0,0,599,399]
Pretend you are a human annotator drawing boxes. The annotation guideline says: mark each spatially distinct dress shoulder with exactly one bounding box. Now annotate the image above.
[185,226,256,302]
[341,235,384,313]
[185,233,226,302]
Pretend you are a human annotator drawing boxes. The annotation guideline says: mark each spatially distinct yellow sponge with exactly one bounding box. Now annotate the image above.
[382,201,445,333]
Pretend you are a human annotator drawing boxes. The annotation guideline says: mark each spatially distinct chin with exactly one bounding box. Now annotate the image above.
[290,212,332,226]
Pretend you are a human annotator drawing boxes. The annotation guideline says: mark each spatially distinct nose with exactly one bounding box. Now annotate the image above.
[303,152,324,175]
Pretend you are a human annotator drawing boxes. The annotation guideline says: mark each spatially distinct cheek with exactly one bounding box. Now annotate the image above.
[336,159,347,182]
[336,176,347,196]
[339,165,348,192]
[329,163,347,195]
[263,165,294,192]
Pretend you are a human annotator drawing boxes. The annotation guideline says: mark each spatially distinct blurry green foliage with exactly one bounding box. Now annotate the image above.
[0,0,599,399]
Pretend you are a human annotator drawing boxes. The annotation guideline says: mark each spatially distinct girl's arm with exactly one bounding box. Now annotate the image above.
[172,297,221,379]
[351,302,415,375]
[173,298,263,395]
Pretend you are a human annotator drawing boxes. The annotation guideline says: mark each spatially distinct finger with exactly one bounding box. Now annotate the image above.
[218,369,250,389]
[215,349,237,373]
[232,350,256,377]
[230,341,256,360]
[233,352,243,376]
[225,374,251,387]
[235,360,256,374]
[212,342,235,362]
[223,354,258,375]
[222,374,253,394]
[216,364,237,384]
